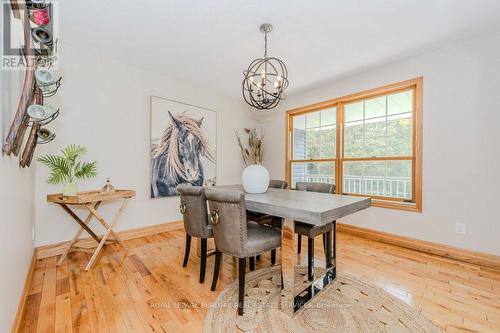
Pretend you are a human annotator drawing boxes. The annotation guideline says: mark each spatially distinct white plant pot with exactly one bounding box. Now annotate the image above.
[241,164,270,194]
[62,181,78,196]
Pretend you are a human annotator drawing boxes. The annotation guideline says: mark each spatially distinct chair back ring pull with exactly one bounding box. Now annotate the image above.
[179,202,187,214]
[210,209,219,225]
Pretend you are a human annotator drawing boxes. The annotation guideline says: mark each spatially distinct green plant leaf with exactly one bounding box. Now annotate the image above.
[62,144,87,161]
[37,155,70,184]
[37,145,97,185]
[75,161,97,179]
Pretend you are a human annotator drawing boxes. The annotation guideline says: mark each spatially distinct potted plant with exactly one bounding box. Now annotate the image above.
[236,128,269,193]
[37,144,97,196]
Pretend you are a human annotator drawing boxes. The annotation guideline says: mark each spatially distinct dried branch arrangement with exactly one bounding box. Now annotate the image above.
[236,128,264,166]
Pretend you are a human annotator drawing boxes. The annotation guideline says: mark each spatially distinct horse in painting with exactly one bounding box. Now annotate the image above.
[151,111,214,197]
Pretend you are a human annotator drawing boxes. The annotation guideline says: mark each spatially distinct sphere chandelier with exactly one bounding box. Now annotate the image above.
[242,23,289,110]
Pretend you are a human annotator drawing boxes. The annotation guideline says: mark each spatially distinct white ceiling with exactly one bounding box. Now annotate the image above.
[60,0,500,98]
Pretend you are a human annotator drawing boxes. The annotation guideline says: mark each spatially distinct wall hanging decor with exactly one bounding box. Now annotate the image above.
[28,0,51,26]
[150,96,217,198]
[3,1,62,168]
[27,104,47,121]
[31,26,53,53]
[36,127,55,143]
[242,23,289,110]
[34,68,62,96]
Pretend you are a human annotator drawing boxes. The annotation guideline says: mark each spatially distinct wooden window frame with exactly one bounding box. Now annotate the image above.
[285,77,423,212]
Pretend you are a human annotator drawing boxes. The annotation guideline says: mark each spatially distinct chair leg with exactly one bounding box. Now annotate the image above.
[307,237,314,281]
[298,235,302,254]
[238,258,246,316]
[182,234,191,267]
[271,249,276,265]
[256,255,261,261]
[211,250,222,291]
[200,238,207,283]
[249,256,255,271]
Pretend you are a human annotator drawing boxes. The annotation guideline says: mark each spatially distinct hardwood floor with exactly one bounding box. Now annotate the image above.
[18,229,500,333]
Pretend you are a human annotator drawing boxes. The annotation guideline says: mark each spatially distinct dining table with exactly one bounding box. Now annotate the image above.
[213,185,371,316]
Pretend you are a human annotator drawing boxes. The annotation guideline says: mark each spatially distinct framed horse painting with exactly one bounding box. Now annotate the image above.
[150,96,217,198]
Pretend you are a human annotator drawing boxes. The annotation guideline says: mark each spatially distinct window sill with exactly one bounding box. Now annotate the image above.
[371,199,422,212]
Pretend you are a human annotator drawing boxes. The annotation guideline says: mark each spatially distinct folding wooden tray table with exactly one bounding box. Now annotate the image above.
[47,189,135,270]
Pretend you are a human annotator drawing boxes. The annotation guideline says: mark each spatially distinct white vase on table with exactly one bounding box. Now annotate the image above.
[241,164,270,194]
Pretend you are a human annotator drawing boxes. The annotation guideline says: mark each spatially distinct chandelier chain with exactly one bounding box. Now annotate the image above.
[264,31,268,58]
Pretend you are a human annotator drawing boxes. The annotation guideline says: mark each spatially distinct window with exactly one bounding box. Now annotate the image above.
[290,108,336,188]
[285,78,422,212]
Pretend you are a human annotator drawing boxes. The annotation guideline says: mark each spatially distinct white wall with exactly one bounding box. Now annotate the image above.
[258,31,500,256]
[0,68,36,332]
[34,43,255,246]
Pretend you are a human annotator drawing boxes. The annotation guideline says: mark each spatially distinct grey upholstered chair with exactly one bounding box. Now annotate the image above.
[246,179,287,268]
[206,189,281,316]
[295,182,336,281]
[269,179,288,189]
[177,184,213,284]
[246,179,288,228]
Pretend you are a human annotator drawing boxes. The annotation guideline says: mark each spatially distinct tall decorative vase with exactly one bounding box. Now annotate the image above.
[241,164,270,194]
[63,181,78,196]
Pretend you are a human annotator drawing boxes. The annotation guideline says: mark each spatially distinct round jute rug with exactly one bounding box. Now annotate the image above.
[203,265,441,333]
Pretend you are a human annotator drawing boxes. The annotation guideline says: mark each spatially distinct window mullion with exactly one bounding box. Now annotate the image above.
[385,95,388,156]
[337,102,343,194]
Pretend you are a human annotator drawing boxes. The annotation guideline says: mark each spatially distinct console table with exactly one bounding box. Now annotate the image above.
[47,189,135,270]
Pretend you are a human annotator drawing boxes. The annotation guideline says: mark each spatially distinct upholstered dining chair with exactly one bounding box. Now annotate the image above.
[246,179,288,223]
[294,181,336,281]
[269,179,288,190]
[206,189,281,316]
[176,184,213,284]
[246,179,287,269]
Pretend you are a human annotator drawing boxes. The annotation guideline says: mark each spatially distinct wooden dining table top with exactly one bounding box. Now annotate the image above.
[211,185,371,226]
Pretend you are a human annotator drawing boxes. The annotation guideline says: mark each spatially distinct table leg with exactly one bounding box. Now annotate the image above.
[280,218,337,316]
[57,201,101,266]
[85,199,129,270]
[280,218,297,317]
[85,203,129,251]
[333,220,336,266]
[59,203,101,243]
[325,229,333,268]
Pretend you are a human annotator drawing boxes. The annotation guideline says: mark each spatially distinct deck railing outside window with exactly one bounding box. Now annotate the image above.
[292,174,412,199]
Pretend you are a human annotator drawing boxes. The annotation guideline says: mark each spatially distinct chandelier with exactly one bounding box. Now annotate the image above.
[242,23,289,110]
